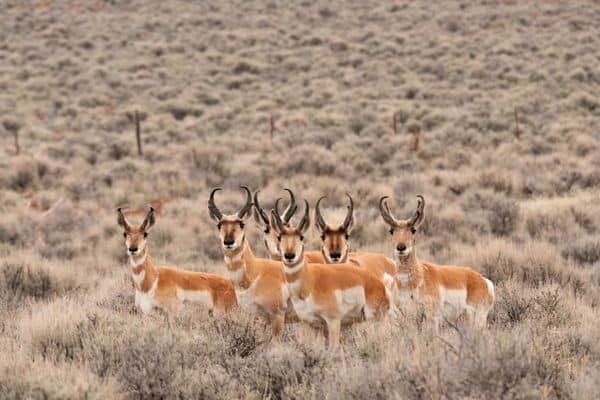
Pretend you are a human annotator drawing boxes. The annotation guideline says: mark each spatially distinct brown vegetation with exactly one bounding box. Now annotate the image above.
[1,0,599,398]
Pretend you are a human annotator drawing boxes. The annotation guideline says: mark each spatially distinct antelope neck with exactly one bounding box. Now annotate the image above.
[223,239,258,287]
[129,246,157,291]
[283,249,307,282]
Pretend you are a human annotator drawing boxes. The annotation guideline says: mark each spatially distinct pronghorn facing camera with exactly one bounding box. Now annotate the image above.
[253,188,323,263]
[314,194,397,288]
[271,200,391,347]
[117,207,237,320]
[379,195,494,328]
[208,186,290,338]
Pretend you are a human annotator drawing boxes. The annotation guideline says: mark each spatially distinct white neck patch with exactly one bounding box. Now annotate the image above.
[224,251,243,264]
[284,260,304,275]
[130,252,147,267]
[132,269,146,286]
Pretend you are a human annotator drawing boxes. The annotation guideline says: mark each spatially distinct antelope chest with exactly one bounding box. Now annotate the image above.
[234,279,261,313]
[136,279,158,314]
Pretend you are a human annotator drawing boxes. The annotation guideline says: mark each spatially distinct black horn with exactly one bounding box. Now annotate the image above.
[238,186,253,219]
[282,188,298,223]
[342,193,354,232]
[208,188,223,221]
[379,196,397,226]
[407,195,425,227]
[314,196,328,232]
[253,190,270,225]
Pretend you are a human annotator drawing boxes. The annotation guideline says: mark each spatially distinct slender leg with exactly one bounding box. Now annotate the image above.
[326,319,341,348]
[271,312,285,340]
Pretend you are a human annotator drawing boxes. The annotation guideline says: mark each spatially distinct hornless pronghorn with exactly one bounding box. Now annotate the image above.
[117,206,237,320]
[253,188,322,263]
[379,195,494,328]
[270,200,391,347]
[314,194,397,291]
[208,186,291,338]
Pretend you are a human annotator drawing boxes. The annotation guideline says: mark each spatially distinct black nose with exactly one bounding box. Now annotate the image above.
[284,253,295,261]
[330,252,341,260]
[128,247,138,253]
[396,244,407,252]
[223,239,234,246]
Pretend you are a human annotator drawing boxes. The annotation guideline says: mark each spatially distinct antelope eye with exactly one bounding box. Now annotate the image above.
[216,222,222,230]
[320,234,325,241]
[300,235,304,241]
[411,227,417,234]
[123,232,127,238]
[345,234,349,240]
[264,227,270,234]
[389,228,394,235]
[277,235,281,242]
[143,232,148,238]
[239,222,245,229]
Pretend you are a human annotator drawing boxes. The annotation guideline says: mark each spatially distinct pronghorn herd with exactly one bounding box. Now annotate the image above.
[117,187,495,347]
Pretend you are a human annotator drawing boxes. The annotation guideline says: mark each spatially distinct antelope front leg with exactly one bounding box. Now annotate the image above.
[271,312,285,340]
[326,318,341,348]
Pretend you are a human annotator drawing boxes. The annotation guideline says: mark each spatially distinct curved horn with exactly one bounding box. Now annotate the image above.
[314,196,328,232]
[297,199,310,233]
[271,198,286,233]
[379,196,397,226]
[408,195,425,227]
[117,207,129,229]
[141,206,155,231]
[238,186,253,219]
[208,188,223,221]
[282,188,297,223]
[342,193,354,232]
[253,190,270,225]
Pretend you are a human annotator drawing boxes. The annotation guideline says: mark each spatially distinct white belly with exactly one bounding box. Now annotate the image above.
[177,288,213,309]
[291,296,322,324]
[336,286,367,321]
[439,287,469,318]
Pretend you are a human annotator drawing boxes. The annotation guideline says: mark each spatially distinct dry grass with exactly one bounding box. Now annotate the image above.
[1,0,599,398]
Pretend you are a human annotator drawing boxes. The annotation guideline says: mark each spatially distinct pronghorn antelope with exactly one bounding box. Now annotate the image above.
[379,195,494,328]
[253,188,322,263]
[270,200,391,347]
[117,206,237,319]
[314,194,397,288]
[208,186,290,338]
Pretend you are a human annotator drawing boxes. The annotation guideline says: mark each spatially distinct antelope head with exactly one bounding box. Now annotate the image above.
[117,206,156,256]
[253,188,297,260]
[379,195,425,265]
[270,198,310,267]
[208,186,253,252]
[314,193,355,263]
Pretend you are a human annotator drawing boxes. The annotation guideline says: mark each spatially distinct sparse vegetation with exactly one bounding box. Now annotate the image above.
[0,0,599,398]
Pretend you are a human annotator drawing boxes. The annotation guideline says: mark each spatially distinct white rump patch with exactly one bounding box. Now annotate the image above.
[485,278,495,301]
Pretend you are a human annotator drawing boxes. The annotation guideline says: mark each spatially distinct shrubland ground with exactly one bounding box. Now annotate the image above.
[1,0,599,398]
